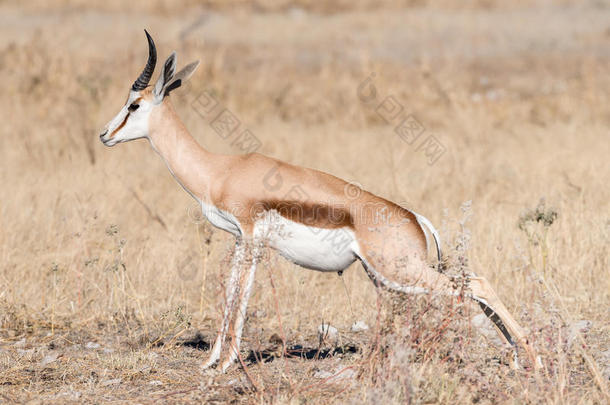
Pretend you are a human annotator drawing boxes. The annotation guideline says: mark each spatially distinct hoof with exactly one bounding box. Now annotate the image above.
[220,358,236,373]
[201,358,219,372]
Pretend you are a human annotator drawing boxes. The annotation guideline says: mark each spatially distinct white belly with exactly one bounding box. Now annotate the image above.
[254,211,358,272]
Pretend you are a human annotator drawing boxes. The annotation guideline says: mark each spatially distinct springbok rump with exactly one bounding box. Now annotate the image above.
[100,31,542,372]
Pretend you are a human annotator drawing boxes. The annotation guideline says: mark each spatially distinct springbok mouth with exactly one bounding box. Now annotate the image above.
[100,134,115,147]
[99,130,110,145]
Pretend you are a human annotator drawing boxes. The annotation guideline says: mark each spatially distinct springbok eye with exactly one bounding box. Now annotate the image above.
[128,103,140,112]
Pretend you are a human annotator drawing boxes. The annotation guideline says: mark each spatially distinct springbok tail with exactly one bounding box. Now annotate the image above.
[413,212,442,267]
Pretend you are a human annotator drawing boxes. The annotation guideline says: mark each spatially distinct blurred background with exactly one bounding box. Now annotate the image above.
[0,0,608,402]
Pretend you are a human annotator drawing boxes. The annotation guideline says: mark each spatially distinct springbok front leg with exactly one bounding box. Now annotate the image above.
[220,244,260,372]
[202,241,245,370]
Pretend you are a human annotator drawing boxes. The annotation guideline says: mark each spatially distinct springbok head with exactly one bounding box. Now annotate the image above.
[100,30,199,147]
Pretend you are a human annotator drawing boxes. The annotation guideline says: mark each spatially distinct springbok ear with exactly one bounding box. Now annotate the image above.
[162,60,200,96]
[153,52,177,101]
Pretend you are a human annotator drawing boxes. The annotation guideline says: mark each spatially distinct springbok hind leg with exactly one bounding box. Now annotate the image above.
[359,253,541,370]
[468,276,542,370]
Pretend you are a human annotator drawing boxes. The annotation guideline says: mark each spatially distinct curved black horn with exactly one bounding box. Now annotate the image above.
[131,30,157,91]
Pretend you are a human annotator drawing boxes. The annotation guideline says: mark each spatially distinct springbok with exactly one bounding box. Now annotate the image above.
[100,31,541,372]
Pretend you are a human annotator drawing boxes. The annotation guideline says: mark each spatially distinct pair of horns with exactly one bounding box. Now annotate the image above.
[132,30,157,91]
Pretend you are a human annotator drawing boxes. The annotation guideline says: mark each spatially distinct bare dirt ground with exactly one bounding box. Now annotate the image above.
[0,0,609,403]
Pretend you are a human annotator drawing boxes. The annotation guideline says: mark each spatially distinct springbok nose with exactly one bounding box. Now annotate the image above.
[100,130,108,140]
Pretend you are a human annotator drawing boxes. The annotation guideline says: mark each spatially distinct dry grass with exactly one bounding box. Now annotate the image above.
[0,0,609,403]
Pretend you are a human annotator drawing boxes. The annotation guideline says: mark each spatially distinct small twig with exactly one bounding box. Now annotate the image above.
[542,277,608,398]
[266,265,292,385]
[156,387,199,400]
[338,275,356,319]
[166,327,189,347]
[128,186,168,230]
[231,330,263,394]
[361,290,385,386]
[296,364,358,395]
[196,223,212,317]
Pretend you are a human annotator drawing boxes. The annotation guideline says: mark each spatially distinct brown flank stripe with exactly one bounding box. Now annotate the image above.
[256,200,354,229]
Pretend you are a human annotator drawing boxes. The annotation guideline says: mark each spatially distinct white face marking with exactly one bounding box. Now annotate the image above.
[99,90,153,147]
